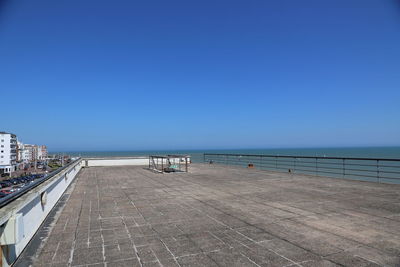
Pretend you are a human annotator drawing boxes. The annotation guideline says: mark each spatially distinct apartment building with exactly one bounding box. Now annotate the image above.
[23,144,48,161]
[0,132,17,175]
[17,141,30,169]
[38,145,48,160]
[25,144,37,162]
[17,141,29,162]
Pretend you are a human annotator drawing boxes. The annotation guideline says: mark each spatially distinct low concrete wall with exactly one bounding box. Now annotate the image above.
[84,156,192,168]
[0,159,83,267]
[84,157,149,167]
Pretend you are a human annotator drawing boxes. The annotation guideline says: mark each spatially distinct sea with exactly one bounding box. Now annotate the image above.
[55,147,400,163]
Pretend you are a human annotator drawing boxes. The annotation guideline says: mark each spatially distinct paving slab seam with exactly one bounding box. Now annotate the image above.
[354,254,383,266]
[158,237,183,267]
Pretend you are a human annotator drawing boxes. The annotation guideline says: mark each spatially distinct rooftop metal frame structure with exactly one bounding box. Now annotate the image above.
[149,155,190,173]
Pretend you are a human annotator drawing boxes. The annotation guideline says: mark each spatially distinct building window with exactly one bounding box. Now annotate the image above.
[1,140,3,142]
[0,151,3,153]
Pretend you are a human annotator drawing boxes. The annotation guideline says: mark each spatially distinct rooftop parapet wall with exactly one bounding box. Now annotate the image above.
[0,159,83,267]
[83,156,191,168]
[83,157,149,167]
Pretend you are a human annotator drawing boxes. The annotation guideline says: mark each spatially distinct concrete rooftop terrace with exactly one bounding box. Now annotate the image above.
[24,164,400,266]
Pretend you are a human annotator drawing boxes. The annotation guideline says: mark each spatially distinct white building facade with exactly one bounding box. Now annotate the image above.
[39,145,48,160]
[0,132,18,175]
[24,144,37,162]
[17,141,30,169]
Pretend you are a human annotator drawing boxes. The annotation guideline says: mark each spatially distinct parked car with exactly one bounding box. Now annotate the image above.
[0,181,12,188]
[14,184,26,190]
[0,189,13,194]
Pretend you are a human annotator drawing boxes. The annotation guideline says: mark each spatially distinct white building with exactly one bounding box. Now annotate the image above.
[25,144,37,162]
[17,141,30,162]
[23,144,48,161]
[38,145,48,160]
[17,141,30,170]
[0,132,17,175]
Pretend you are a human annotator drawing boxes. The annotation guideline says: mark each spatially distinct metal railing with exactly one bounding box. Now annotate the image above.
[204,153,400,184]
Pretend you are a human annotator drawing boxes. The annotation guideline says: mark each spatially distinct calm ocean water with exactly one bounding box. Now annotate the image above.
[56,147,400,163]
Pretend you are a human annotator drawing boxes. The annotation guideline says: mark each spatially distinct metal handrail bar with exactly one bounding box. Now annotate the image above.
[204,153,400,183]
[209,160,400,179]
[206,155,400,167]
[375,170,400,174]
[293,169,400,180]
[205,157,400,169]
[204,153,400,162]
[207,158,400,170]
[212,160,400,175]
[213,163,400,180]
[371,175,400,180]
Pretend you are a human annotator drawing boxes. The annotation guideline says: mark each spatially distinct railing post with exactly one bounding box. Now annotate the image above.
[294,157,296,173]
[316,158,318,176]
[342,159,345,178]
[203,154,206,163]
[377,160,380,183]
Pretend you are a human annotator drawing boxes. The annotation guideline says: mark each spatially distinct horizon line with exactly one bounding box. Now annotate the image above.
[49,145,400,153]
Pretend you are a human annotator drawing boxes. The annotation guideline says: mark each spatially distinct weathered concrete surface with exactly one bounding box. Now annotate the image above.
[30,164,400,266]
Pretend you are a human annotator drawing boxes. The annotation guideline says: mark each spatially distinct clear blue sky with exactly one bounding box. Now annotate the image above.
[1,0,399,151]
